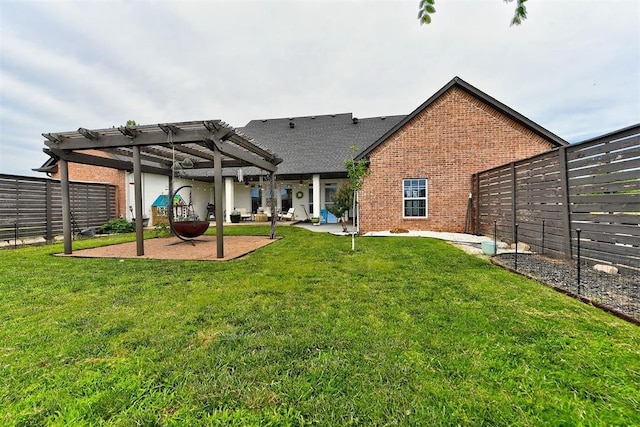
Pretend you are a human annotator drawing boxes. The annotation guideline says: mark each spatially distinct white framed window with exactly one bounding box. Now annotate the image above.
[403,179,427,218]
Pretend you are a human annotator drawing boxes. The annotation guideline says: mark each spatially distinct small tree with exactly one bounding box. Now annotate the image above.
[326,145,370,240]
[345,145,370,249]
[345,147,369,193]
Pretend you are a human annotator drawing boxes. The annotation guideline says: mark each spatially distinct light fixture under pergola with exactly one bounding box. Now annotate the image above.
[42,120,282,258]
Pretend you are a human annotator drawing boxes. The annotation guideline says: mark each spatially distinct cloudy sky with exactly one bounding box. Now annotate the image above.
[1,0,638,176]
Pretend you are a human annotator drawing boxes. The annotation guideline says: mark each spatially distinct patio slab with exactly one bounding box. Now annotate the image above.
[59,235,280,261]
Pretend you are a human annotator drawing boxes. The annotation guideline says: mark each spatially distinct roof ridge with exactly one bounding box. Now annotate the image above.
[248,113,353,124]
[245,112,408,126]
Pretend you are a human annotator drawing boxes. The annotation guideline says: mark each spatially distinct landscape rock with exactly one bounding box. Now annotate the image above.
[493,253,638,321]
[509,242,531,251]
[594,264,618,275]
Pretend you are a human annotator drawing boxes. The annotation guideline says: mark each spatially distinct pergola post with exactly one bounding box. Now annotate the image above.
[168,174,174,236]
[214,146,224,258]
[270,173,277,239]
[133,146,144,256]
[60,159,72,254]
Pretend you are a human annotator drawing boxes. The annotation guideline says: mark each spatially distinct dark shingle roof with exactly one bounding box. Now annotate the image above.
[238,113,405,177]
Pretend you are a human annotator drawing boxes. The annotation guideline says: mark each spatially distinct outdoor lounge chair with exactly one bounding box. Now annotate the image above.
[278,208,295,221]
[237,208,252,221]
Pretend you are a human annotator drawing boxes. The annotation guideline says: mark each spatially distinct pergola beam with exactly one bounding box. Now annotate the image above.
[106,147,248,171]
[78,127,99,140]
[119,126,140,138]
[43,133,64,143]
[158,123,181,134]
[229,133,281,164]
[161,143,216,162]
[44,128,212,150]
[110,147,173,166]
[45,148,171,176]
[206,138,278,173]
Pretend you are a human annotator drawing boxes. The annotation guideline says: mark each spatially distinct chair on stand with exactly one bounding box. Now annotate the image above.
[278,208,295,221]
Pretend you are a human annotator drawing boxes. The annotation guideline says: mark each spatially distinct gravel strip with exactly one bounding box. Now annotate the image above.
[493,253,640,324]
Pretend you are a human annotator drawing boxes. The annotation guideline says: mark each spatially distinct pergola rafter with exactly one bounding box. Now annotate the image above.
[42,120,282,258]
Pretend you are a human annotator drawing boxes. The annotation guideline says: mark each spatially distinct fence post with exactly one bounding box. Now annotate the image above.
[474,173,481,235]
[514,223,519,271]
[493,220,497,253]
[576,228,582,295]
[510,162,517,245]
[541,219,545,256]
[558,146,572,259]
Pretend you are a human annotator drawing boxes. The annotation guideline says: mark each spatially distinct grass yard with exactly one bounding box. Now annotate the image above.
[1,226,638,426]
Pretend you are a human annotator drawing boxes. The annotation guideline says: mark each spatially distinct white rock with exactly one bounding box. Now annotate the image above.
[593,264,618,275]
[509,242,530,251]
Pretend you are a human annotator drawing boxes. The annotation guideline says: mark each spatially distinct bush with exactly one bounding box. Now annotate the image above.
[97,218,135,234]
[154,221,171,238]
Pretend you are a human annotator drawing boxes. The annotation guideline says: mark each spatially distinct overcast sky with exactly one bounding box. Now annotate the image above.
[1,0,639,176]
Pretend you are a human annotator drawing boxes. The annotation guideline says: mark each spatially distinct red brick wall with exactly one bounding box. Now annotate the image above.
[51,150,126,218]
[360,87,558,234]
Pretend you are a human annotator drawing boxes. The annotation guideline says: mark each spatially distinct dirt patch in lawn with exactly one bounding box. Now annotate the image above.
[61,235,280,261]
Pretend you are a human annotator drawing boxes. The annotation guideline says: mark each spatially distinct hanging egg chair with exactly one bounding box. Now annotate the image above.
[169,185,210,241]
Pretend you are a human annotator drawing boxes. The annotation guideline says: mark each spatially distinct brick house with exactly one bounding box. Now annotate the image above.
[355,77,566,233]
[35,77,566,232]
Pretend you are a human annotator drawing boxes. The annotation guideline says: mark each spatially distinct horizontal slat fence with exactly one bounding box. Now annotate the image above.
[476,163,514,243]
[0,174,116,242]
[474,124,640,274]
[566,131,640,272]
[515,151,567,259]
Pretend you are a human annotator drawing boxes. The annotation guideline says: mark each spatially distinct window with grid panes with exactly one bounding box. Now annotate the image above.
[403,179,427,217]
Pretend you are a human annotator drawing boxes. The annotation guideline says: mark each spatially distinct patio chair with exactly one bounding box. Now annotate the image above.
[237,208,252,221]
[278,208,295,221]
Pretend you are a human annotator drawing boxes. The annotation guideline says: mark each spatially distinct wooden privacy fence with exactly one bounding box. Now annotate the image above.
[473,124,640,273]
[0,174,116,243]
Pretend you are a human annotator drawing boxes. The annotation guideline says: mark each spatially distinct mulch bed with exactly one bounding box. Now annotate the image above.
[492,253,640,325]
[61,235,280,261]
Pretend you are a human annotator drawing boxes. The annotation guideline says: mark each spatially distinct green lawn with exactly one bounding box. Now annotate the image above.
[1,226,638,426]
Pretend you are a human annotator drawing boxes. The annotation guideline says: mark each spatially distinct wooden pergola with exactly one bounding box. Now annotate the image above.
[42,120,282,258]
